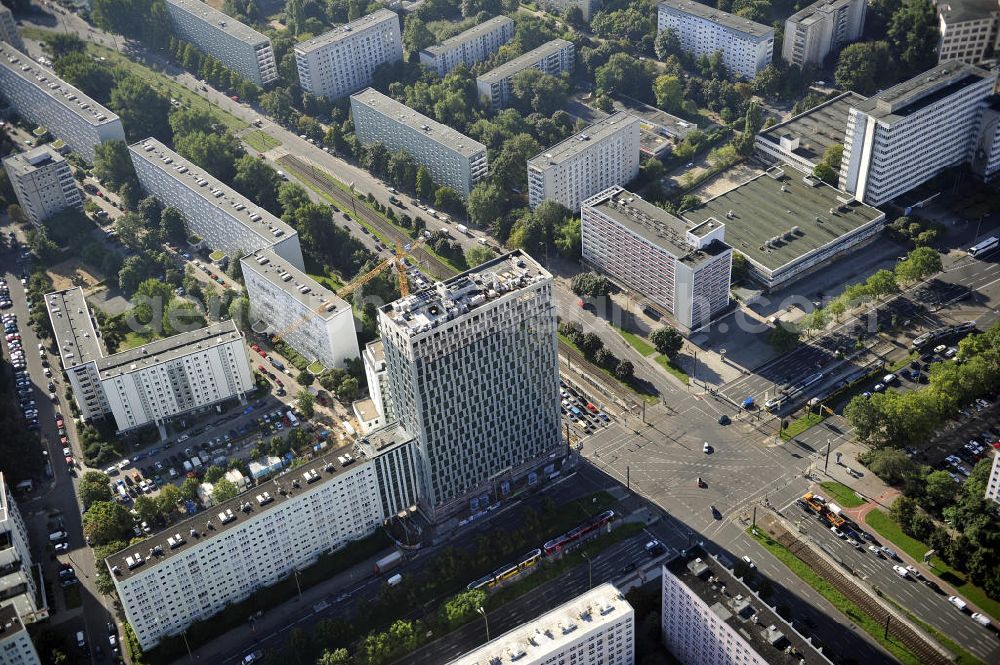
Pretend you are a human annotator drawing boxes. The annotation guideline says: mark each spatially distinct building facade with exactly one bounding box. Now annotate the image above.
[378,251,565,522]
[108,429,417,650]
[419,15,515,76]
[782,0,866,68]
[0,605,40,665]
[938,0,1000,65]
[839,61,997,206]
[363,339,393,425]
[3,146,82,225]
[446,583,635,665]
[582,187,732,330]
[527,112,641,212]
[0,475,43,625]
[0,5,25,52]
[476,39,575,108]
[129,138,304,267]
[662,550,834,665]
[986,449,1000,504]
[657,0,774,79]
[351,88,488,198]
[164,0,277,85]
[295,9,402,101]
[0,43,125,163]
[972,96,1000,180]
[241,248,360,371]
[46,288,255,433]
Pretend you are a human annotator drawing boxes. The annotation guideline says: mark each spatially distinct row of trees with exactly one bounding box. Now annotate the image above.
[166,37,261,103]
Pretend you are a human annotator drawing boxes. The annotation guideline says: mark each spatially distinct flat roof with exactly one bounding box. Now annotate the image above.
[855,61,995,123]
[477,39,572,84]
[788,0,859,24]
[379,250,550,337]
[0,602,24,636]
[365,339,385,364]
[446,583,632,664]
[107,424,412,581]
[165,0,270,45]
[0,42,121,128]
[659,0,773,38]
[45,287,105,369]
[757,92,865,164]
[2,145,67,177]
[243,248,349,321]
[682,165,884,270]
[585,187,727,266]
[528,111,638,168]
[353,398,379,422]
[421,15,514,57]
[295,9,398,53]
[96,321,242,379]
[129,138,296,244]
[667,549,833,665]
[351,88,486,157]
[939,0,999,24]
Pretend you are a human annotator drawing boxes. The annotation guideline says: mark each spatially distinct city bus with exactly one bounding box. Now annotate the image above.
[968,236,999,257]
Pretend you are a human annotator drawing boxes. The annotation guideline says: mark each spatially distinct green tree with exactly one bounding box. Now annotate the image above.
[434,187,464,215]
[157,484,182,515]
[615,359,634,381]
[260,88,293,122]
[175,131,240,183]
[865,269,899,301]
[232,155,281,211]
[835,42,892,96]
[653,74,684,114]
[212,477,239,503]
[570,272,611,297]
[768,324,800,352]
[83,500,135,546]
[591,8,654,43]
[297,389,315,419]
[204,466,226,483]
[555,217,581,259]
[415,165,435,199]
[168,107,216,138]
[79,471,112,508]
[439,589,486,628]
[465,244,497,266]
[594,53,654,101]
[387,149,418,191]
[865,447,918,484]
[466,182,507,229]
[109,75,171,142]
[654,28,682,61]
[317,648,351,665]
[491,133,541,191]
[132,495,161,526]
[887,0,939,75]
[180,476,201,502]
[894,246,942,283]
[47,32,87,58]
[93,140,138,192]
[650,326,684,358]
[159,207,187,243]
[403,15,436,53]
[53,52,115,102]
[923,469,959,513]
[511,69,569,115]
[813,162,838,186]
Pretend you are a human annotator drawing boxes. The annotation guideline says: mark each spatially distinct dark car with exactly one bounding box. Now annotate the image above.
[924,579,944,594]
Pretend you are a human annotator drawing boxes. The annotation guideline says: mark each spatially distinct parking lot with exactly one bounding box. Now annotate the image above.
[559,377,612,444]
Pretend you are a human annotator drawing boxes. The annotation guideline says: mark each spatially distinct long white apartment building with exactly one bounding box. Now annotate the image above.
[972,96,1000,181]
[108,426,418,650]
[527,111,641,211]
[351,88,488,198]
[3,146,82,225]
[0,474,44,624]
[46,287,255,433]
[782,0,866,68]
[419,15,515,76]
[938,0,1000,65]
[662,549,834,665]
[839,61,997,206]
[476,39,575,108]
[378,251,565,522]
[0,5,25,52]
[164,0,277,85]
[241,248,360,371]
[0,605,40,665]
[538,0,602,21]
[362,339,393,425]
[0,42,125,163]
[657,0,774,79]
[446,583,635,665]
[129,138,304,268]
[986,449,1000,503]
[582,187,732,330]
[294,9,402,101]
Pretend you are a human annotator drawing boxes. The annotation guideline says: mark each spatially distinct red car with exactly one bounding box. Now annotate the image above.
[251,344,261,352]
[257,350,266,358]
[230,95,239,102]
[59,436,68,445]
[55,418,64,428]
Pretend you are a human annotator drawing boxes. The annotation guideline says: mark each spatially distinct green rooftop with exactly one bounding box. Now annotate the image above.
[682,166,884,271]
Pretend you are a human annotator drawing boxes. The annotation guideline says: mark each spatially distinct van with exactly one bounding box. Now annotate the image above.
[177,434,190,443]
[49,530,67,542]
[76,631,86,648]
[386,573,403,586]
[183,460,193,472]
[456,224,469,235]
[948,595,968,611]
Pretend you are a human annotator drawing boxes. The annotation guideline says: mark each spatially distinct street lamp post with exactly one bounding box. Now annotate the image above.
[476,606,490,642]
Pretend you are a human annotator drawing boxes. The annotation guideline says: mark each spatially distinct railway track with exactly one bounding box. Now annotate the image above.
[774,530,951,665]
[275,154,456,281]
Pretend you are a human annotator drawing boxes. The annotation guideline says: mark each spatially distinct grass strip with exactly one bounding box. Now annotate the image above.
[780,411,825,441]
[613,326,655,356]
[865,509,1000,620]
[243,129,281,152]
[654,355,690,385]
[750,527,923,665]
[819,481,865,508]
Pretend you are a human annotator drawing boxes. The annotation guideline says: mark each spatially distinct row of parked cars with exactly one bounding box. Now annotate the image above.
[4,311,46,429]
[560,379,611,435]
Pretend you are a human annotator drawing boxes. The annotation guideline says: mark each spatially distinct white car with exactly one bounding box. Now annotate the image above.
[905,565,923,579]
[948,595,968,611]
[971,612,991,627]
[703,442,711,454]
[741,555,755,569]
[830,527,845,538]
[892,565,909,578]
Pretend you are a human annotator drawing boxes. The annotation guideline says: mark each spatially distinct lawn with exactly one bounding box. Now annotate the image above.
[819,481,865,508]
[780,411,825,441]
[654,355,689,385]
[243,130,281,153]
[750,527,924,665]
[865,509,1000,620]
[614,326,655,356]
[120,331,158,351]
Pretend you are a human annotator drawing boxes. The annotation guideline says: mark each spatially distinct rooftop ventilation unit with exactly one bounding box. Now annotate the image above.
[219,508,236,524]
[256,492,274,506]
[167,534,185,549]
[303,469,320,484]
